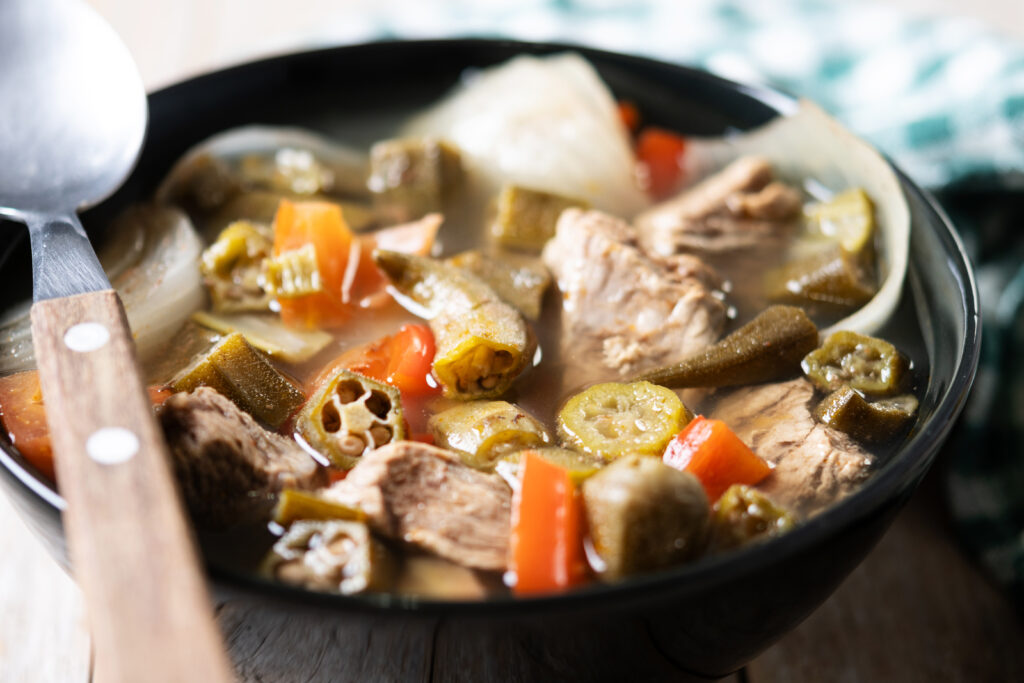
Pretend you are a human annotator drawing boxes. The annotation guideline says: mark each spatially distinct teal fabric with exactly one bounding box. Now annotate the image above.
[326,0,1024,602]
[316,0,1024,189]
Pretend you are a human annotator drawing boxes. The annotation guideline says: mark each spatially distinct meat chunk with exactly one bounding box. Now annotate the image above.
[635,156,801,257]
[323,441,512,572]
[711,378,874,517]
[160,387,322,527]
[542,208,726,389]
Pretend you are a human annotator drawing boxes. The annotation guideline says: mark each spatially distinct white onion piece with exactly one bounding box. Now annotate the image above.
[97,212,147,281]
[114,205,206,361]
[0,205,205,374]
[0,301,34,375]
[404,53,650,219]
[0,215,150,375]
[191,310,332,364]
[683,101,910,336]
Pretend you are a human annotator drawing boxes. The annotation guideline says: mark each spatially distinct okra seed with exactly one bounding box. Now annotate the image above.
[370,425,393,446]
[338,435,366,456]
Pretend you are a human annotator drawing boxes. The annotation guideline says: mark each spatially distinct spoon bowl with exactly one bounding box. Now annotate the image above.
[0,0,146,217]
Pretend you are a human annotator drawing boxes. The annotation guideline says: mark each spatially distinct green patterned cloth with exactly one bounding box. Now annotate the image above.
[316,0,1024,188]
[321,0,1024,601]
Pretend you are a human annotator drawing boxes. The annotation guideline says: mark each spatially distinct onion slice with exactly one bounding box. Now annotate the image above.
[114,205,207,360]
[190,311,332,364]
[0,205,205,374]
[404,53,650,220]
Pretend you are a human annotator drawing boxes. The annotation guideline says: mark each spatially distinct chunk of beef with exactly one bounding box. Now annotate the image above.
[542,208,726,389]
[323,441,512,572]
[711,378,873,517]
[160,387,322,527]
[635,156,801,257]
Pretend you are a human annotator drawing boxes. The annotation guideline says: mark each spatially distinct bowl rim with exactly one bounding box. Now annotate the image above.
[0,37,982,616]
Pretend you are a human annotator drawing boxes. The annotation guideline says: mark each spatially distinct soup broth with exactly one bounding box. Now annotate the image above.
[0,53,918,600]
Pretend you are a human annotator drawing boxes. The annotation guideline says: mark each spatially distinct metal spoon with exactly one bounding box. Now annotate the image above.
[0,1,232,680]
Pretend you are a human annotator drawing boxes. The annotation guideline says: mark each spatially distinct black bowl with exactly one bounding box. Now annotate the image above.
[0,39,980,678]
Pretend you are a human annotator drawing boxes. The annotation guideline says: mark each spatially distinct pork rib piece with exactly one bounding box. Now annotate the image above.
[160,387,322,527]
[542,208,726,389]
[324,441,512,572]
[635,156,801,257]
[711,378,874,517]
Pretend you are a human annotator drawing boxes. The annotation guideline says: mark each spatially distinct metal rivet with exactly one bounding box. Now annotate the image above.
[86,427,139,465]
[63,322,110,353]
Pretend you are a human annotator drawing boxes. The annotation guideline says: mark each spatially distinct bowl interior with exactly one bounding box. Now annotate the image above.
[0,40,980,617]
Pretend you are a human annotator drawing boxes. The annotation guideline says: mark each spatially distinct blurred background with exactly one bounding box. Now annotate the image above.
[3,0,1023,681]
[88,0,1024,91]
[84,0,1024,193]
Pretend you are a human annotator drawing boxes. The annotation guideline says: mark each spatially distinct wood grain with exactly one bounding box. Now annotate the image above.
[210,477,1024,682]
[30,290,233,683]
[746,473,1024,682]
[0,494,91,683]
[217,599,739,682]
[5,472,1020,682]
[220,602,436,682]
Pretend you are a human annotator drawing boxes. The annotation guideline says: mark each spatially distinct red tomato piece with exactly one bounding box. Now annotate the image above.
[636,127,687,199]
[663,416,772,502]
[510,451,587,595]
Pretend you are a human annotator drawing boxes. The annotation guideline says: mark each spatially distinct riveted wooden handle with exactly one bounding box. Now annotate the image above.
[31,290,234,683]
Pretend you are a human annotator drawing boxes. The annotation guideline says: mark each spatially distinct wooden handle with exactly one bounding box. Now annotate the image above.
[31,290,234,683]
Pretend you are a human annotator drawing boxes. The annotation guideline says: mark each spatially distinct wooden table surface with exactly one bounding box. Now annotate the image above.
[3,465,1021,682]
[2,1,1023,681]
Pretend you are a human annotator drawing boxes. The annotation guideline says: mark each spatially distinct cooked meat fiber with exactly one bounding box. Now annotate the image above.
[324,441,512,572]
[711,378,873,517]
[635,156,801,257]
[542,208,726,389]
[160,387,322,527]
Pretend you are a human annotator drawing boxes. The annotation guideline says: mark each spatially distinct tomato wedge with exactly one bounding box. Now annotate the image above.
[510,451,587,595]
[273,199,358,329]
[311,324,439,399]
[273,202,441,326]
[617,100,640,134]
[0,372,53,481]
[663,416,771,502]
[0,372,180,483]
[636,127,687,199]
[350,215,441,308]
